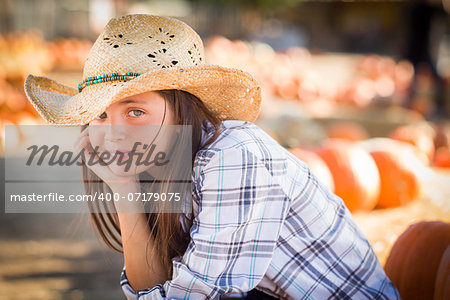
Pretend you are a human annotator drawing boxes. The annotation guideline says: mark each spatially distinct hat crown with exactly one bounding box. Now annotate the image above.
[82,14,205,79]
[24,14,261,126]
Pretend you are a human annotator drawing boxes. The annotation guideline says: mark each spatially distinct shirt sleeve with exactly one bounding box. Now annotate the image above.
[119,147,291,299]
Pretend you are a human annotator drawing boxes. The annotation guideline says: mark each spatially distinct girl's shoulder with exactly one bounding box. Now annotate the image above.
[194,119,304,179]
[199,119,281,154]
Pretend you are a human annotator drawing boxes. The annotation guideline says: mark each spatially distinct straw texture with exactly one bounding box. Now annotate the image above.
[24,14,261,126]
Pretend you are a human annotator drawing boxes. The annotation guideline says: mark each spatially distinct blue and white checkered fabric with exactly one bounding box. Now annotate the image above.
[120,119,400,300]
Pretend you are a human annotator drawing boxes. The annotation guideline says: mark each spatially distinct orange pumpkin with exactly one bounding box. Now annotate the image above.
[433,146,450,168]
[278,80,299,99]
[384,221,450,300]
[315,140,380,212]
[358,138,421,208]
[389,124,435,162]
[288,148,335,192]
[370,150,420,208]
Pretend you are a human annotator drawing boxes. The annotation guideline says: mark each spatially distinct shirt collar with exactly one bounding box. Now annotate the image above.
[200,119,217,148]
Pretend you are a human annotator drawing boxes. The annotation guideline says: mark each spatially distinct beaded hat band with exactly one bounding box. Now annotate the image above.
[78,73,141,92]
[23,14,261,126]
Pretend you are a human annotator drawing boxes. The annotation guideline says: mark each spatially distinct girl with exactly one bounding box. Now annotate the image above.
[24,14,400,300]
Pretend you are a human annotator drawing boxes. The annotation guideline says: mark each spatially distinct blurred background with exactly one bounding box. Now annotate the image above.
[1,0,450,299]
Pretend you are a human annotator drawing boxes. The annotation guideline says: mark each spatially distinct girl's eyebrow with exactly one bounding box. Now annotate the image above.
[118,99,148,105]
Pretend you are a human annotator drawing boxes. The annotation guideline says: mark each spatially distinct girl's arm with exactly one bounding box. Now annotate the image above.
[114,183,167,292]
[73,129,166,291]
[120,147,292,299]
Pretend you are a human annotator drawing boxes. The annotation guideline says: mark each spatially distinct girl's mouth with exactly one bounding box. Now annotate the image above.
[108,150,135,160]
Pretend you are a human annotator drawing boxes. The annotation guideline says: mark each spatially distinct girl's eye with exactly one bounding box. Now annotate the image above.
[128,109,145,117]
[96,112,107,120]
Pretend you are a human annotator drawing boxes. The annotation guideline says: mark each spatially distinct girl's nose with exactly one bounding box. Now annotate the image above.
[105,124,127,142]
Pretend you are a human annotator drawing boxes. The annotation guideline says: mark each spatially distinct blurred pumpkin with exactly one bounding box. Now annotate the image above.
[277,80,298,99]
[297,79,318,102]
[384,221,450,300]
[374,75,395,99]
[288,148,335,192]
[12,111,40,125]
[47,37,92,69]
[376,57,396,78]
[370,151,419,208]
[315,139,380,212]
[357,55,379,79]
[358,138,421,208]
[353,78,376,107]
[389,124,435,161]
[394,60,414,91]
[433,146,450,168]
[302,98,336,118]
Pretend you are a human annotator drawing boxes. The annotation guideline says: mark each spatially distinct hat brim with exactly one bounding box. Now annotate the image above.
[24,65,261,126]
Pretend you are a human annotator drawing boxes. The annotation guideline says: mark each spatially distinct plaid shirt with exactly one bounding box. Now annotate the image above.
[120,119,400,300]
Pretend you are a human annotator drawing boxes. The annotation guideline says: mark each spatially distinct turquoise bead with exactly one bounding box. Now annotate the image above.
[78,71,141,92]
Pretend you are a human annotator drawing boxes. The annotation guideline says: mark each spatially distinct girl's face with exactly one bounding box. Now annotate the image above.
[88,91,177,176]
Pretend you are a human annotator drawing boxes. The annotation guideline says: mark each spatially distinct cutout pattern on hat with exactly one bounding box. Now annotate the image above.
[147,48,179,69]
[187,43,202,65]
[103,33,134,48]
[148,27,175,45]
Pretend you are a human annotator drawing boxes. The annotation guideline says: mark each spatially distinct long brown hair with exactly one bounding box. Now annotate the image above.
[81,89,222,280]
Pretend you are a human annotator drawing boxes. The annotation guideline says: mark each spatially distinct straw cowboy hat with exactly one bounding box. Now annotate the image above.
[24,14,262,126]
